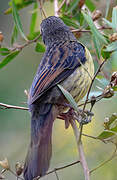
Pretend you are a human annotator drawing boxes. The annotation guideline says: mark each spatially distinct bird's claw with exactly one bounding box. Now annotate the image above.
[74,109,94,125]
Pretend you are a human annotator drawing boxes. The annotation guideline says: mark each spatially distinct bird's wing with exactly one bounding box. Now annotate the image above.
[29,41,87,104]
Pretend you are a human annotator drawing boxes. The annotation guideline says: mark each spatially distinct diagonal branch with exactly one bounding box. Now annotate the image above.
[35,160,80,179]
[70,119,90,180]
[90,147,117,174]
[0,103,28,111]
[11,34,41,52]
[54,0,59,17]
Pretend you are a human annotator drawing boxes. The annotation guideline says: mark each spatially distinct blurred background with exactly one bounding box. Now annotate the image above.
[0,0,117,180]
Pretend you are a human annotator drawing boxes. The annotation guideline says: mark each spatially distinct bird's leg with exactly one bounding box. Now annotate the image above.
[57,103,94,127]
[57,105,75,129]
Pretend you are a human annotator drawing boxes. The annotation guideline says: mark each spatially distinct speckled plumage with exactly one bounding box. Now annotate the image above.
[24,16,94,180]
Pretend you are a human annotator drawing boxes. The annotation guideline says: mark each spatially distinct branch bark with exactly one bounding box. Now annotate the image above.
[54,0,59,17]
[70,120,90,180]
[0,103,28,110]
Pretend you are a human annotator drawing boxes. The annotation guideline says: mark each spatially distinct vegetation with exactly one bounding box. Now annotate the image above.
[0,0,117,180]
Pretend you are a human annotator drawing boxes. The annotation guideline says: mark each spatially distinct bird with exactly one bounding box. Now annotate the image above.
[23,16,94,180]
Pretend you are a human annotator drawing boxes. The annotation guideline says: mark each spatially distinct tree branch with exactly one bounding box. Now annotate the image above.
[90,147,117,174]
[54,0,59,17]
[72,26,112,33]
[38,0,47,18]
[0,103,28,111]
[11,34,41,52]
[35,160,80,179]
[70,119,90,180]
[57,0,66,13]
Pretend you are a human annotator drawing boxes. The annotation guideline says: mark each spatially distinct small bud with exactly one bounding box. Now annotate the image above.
[103,86,114,98]
[1,169,6,174]
[24,89,29,98]
[73,31,82,39]
[0,174,5,179]
[78,0,85,9]
[0,32,4,43]
[110,72,117,87]
[109,33,117,42]
[92,10,102,21]
[0,158,10,170]
[15,162,23,176]
[90,96,96,108]
[104,117,110,129]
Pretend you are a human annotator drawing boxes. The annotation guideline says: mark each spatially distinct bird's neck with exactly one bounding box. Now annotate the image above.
[45,31,77,48]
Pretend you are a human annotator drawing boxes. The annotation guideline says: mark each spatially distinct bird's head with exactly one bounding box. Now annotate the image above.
[40,16,76,46]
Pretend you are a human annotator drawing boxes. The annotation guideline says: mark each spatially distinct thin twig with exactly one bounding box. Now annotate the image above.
[11,34,41,52]
[57,0,66,13]
[47,160,80,175]
[71,27,112,33]
[82,133,107,143]
[83,59,107,111]
[7,26,111,53]
[54,0,59,17]
[0,103,28,111]
[78,60,107,153]
[54,171,59,180]
[70,119,90,180]
[9,169,24,180]
[90,147,117,174]
[35,160,80,179]
[38,0,47,18]
[0,93,103,111]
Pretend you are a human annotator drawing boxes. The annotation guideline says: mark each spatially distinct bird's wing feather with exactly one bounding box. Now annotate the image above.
[29,41,87,104]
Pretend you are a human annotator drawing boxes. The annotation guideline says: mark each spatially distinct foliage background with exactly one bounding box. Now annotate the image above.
[0,0,117,179]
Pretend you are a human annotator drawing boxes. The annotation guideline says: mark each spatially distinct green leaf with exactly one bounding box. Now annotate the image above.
[12,1,28,41]
[35,43,45,53]
[98,130,115,140]
[98,113,117,140]
[27,31,40,40]
[112,6,117,31]
[0,50,20,69]
[82,11,107,45]
[29,2,38,36]
[85,0,95,12]
[93,35,100,58]
[104,113,117,129]
[67,0,80,13]
[105,41,117,52]
[5,0,35,14]
[96,74,104,80]
[0,48,10,56]
[112,86,117,91]
[11,25,18,45]
[105,0,111,18]
[61,16,79,29]
[103,18,114,29]
[103,7,117,31]
[57,84,78,112]
[101,47,110,59]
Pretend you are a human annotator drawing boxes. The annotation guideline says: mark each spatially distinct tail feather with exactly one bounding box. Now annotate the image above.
[24,104,58,180]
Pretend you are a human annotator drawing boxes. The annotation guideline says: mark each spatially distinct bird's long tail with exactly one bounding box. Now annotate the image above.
[23,103,58,180]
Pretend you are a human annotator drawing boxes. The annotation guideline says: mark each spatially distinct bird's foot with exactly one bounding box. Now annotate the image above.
[57,102,94,127]
[74,109,94,125]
